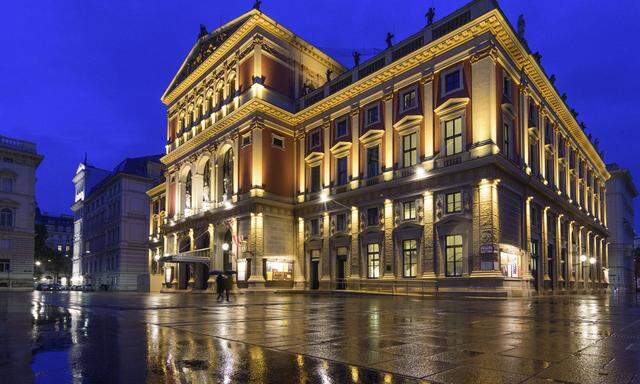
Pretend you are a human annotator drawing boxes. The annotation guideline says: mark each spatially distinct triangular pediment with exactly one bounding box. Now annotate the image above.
[393,115,423,133]
[434,97,470,117]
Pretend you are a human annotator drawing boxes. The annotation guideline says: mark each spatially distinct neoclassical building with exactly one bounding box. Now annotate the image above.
[153,0,609,295]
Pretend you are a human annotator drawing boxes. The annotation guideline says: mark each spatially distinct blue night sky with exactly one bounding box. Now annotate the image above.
[1,1,639,229]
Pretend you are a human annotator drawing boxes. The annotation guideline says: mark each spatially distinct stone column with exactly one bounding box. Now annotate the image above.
[541,207,550,282]
[382,199,395,279]
[350,107,360,189]
[470,47,498,149]
[322,120,331,189]
[421,75,434,165]
[232,135,239,196]
[540,115,547,181]
[350,207,360,279]
[298,137,306,198]
[294,218,305,289]
[192,174,203,212]
[320,212,331,287]
[251,121,263,190]
[521,89,530,170]
[555,214,563,290]
[473,179,500,275]
[207,224,216,289]
[523,196,533,280]
[383,92,394,180]
[585,231,592,286]
[568,221,575,283]
[422,191,436,278]
[247,212,266,288]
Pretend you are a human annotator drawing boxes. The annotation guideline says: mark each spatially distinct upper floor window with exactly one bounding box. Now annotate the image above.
[530,136,539,176]
[503,75,512,99]
[2,157,13,163]
[336,213,347,232]
[0,239,11,250]
[310,165,321,193]
[309,130,321,149]
[367,207,379,227]
[310,218,320,236]
[0,177,13,193]
[442,66,463,96]
[400,88,417,112]
[366,146,380,177]
[528,102,538,126]
[272,135,284,150]
[336,157,348,186]
[0,208,13,228]
[403,201,416,220]
[222,150,233,197]
[335,118,348,138]
[444,117,463,156]
[446,192,462,213]
[503,122,512,159]
[365,105,380,127]
[402,132,418,167]
[241,133,252,148]
[367,243,380,278]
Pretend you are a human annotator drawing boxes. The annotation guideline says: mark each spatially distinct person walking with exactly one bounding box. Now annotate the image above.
[223,273,232,302]
[216,273,225,302]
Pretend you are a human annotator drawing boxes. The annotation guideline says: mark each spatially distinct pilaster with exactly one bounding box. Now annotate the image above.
[422,191,436,278]
[382,199,394,278]
[350,207,360,279]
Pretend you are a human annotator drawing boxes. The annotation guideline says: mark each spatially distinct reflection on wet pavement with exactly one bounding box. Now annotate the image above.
[1,292,640,383]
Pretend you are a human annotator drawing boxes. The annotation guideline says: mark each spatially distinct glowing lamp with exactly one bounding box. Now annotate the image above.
[579,255,587,263]
[589,257,596,265]
[222,243,230,251]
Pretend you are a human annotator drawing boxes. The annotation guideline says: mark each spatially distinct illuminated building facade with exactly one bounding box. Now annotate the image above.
[156,0,609,295]
[0,135,42,290]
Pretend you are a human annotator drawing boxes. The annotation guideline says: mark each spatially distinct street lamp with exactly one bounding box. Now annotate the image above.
[35,260,41,267]
[222,242,230,251]
[589,257,596,265]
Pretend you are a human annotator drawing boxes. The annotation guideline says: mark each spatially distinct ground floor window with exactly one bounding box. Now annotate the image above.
[0,259,9,273]
[402,239,418,277]
[265,260,293,281]
[530,240,539,277]
[500,251,519,277]
[367,243,380,278]
[445,235,463,277]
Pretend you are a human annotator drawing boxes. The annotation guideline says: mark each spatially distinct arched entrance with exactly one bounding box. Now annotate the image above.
[222,230,233,272]
[178,235,191,289]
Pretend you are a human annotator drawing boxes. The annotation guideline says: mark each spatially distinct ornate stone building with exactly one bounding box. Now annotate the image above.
[155,0,609,295]
[0,135,43,290]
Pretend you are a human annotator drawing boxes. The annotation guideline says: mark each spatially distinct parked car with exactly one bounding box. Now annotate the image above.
[35,283,50,291]
[81,284,94,292]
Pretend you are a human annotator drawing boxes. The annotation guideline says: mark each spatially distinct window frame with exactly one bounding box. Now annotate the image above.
[310,165,321,193]
[399,87,418,113]
[503,121,511,159]
[403,200,416,221]
[402,239,418,278]
[335,117,349,138]
[445,234,463,277]
[366,145,380,178]
[402,132,418,168]
[309,130,321,150]
[0,177,13,193]
[367,243,380,278]
[336,156,348,186]
[364,104,380,127]
[271,134,285,150]
[446,192,462,214]
[441,66,463,97]
[335,213,347,232]
[366,207,379,227]
[443,117,463,156]
[503,74,512,99]
[0,208,13,228]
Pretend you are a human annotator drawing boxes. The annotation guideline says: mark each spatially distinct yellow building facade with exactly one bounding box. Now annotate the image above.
[150,0,609,295]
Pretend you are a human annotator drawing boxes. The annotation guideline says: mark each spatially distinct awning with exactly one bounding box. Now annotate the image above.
[160,250,211,265]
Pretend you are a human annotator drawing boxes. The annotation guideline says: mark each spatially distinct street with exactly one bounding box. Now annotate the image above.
[1,292,640,383]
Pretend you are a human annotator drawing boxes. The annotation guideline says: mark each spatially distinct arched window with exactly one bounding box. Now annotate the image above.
[0,177,13,193]
[203,161,210,188]
[216,86,224,109]
[185,171,193,209]
[222,150,233,197]
[179,235,191,253]
[0,208,13,228]
[203,161,211,203]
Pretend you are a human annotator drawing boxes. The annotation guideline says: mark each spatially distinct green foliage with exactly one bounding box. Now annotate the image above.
[34,224,72,281]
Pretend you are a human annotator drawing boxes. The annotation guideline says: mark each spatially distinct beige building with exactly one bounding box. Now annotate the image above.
[152,0,609,296]
[0,135,43,290]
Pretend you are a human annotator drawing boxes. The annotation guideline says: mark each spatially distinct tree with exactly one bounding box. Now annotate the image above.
[34,224,72,283]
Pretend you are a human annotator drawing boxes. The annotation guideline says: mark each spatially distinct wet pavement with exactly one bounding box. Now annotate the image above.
[1,292,640,383]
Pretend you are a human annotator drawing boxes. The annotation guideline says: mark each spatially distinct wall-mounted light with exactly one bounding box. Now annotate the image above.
[223,200,233,210]
[319,191,329,203]
[579,255,587,263]
[589,257,596,265]
[153,255,160,262]
[415,166,426,179]
[222,242,230,251]
[35,261,41,266]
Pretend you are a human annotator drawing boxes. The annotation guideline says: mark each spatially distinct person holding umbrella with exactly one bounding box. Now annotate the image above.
[215,273,226,302]
[223,271,233,302]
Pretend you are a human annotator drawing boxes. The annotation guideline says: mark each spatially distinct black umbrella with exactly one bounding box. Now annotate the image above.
[208,270,224,276]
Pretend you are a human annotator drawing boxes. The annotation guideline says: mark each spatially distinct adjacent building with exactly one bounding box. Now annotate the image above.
[72,156,164,290]
[35,208,74,257]
[0,135,43,290]
[154,0,609,295]
[606,164,637,292]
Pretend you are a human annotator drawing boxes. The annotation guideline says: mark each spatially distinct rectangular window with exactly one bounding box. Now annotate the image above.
[241,134,252,147]
[503,75,512,98]
[272,135,284,149]
[400,89,417,112]
[403,239,418,277]
[366,146,379,177]
[367,207,379,227]
[444,117,463,155]
[310,219,320,236]
[336,213,347,232]
[335,118,348,138]
[309,130,321,149]
[336,157,348,186]
[446,192,462,213]
[0,177,12,193]
[367,243,380,278]
[546,155,554,186]
[443,68,462,95]
[530,240,539,276]
[310,166,321,193]
[403,201,416,221]
[0,259,9,273]
[0,239,11,250]
[365,105,380,126]
[445,235,463,277]
[530,138,539,175]
[503,122,511,159]
[402,132,417,167]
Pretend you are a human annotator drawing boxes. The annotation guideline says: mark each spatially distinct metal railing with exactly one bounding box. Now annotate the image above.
[333,278,439,296]
[0,135,37,154]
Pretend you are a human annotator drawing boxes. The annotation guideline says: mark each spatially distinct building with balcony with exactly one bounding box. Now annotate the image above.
[606,164,637,292]
[0,134,43,290]
[155,0,609,295]
[71,156,164,290]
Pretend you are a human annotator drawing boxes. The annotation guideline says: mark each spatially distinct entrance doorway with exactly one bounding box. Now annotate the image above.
[310,249,320,290]
[223,230,232,272]
[336,247,347,289]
